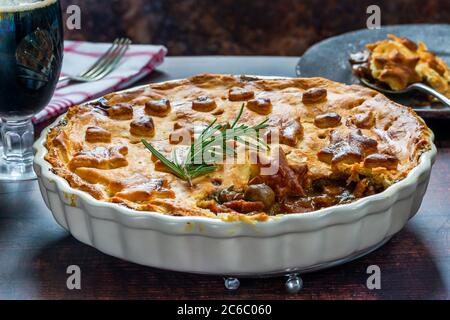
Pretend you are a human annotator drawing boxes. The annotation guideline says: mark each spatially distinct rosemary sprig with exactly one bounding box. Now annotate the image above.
[142,104,269,186]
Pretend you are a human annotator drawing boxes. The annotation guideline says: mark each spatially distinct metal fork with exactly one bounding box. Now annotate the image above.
[359,77,450,108]
[58,38,132,84]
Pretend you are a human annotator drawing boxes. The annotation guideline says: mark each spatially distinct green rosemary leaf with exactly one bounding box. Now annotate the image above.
[141,139,185,179]
[189,164,218,178]
[230,103,245,129]
[142,103,270,186]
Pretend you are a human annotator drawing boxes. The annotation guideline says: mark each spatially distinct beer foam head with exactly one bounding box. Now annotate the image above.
[0,0,57,12]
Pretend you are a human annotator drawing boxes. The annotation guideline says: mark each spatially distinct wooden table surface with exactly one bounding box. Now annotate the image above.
[1,57,449,300]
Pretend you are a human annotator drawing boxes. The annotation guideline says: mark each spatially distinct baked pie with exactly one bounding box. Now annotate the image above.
[45,74,432,221]
[350,34,450,99]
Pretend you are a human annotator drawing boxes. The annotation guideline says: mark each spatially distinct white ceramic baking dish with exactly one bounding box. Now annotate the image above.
[33,79,437,277]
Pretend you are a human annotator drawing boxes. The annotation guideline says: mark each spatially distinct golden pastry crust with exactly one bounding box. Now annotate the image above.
[366,34,450,97]
[45,74,432,220]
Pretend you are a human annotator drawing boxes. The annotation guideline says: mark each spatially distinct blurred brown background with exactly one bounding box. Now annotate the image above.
[60,0,450,56]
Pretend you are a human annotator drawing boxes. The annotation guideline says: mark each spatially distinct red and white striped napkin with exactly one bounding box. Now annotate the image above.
[33,41,167,123]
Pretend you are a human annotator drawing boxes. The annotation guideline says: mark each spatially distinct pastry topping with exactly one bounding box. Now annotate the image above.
[145,99,171,117]
[113,179,175,202]
[318,130,377,165]
[85,126,112,143]
[169,128,192,145]
[69,145,128,170]
[212,108,225,115]
[107,103,134,120]
[349,130,378,154]
[428,59,446,76]
[302,88,327,104]
[192,96,217,112]
[173,122,184,130]
[246,98,272,115]
[398,37,418,51]
[280,118,303,147]
[348,111,375,129]
[52,131,70,161]
[364,153,399,170]
[373,50,420,90]
[130,116,155,137]
[314,113,342,128]
[228,87,255,101]
[154,159,173,173]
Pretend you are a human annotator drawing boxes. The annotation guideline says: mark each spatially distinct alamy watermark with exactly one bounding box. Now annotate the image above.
[366,265,381,290]
[66,265,81,290]
[366,5,381,30]
[66,5,81,30]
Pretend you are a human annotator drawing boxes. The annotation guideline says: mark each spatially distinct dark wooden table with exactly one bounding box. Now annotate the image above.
[1,57,449,300]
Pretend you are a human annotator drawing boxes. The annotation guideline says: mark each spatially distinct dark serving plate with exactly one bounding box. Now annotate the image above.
[296,24,450,118]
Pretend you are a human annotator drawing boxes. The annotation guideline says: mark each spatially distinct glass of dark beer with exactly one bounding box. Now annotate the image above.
[0,0,63,180]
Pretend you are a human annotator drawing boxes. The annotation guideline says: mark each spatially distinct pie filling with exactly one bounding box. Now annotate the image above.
[350,34,450,100]
[44,74,432,221]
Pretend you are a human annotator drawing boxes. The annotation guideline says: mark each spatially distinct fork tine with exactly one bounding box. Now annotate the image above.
[90,39,131,80]
[88,39,131,80]
[82,38,126,78]
[86,38,129,79]
[80,38,121,78]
